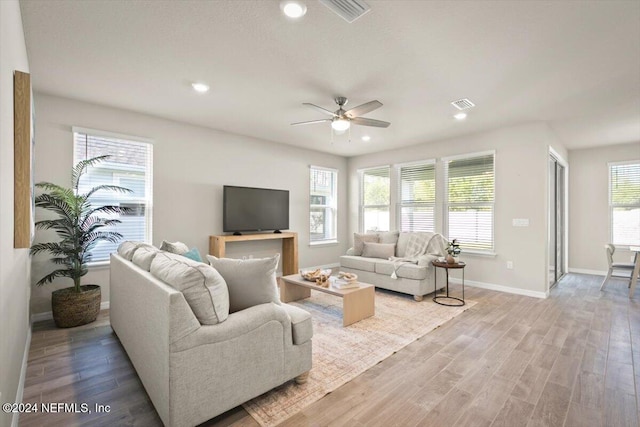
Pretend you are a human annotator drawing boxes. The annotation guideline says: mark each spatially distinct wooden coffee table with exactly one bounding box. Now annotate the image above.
[280,274,375,326]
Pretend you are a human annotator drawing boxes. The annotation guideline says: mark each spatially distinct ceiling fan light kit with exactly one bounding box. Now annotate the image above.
[331,118,350,131]
[292,96,390,135]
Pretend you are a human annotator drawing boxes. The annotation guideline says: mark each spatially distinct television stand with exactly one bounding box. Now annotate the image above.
[233,232,242,236]
[274,230,282,234]
[209,232,298,275]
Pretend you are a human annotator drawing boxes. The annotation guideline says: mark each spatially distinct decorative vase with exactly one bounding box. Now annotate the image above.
[51,285,101,328]
[446,254,456,264]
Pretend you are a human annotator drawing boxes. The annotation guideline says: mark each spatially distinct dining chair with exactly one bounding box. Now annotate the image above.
[600,243,635,291]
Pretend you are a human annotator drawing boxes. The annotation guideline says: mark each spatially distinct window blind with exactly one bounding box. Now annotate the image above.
[398,162,435,232]
[74,130,153,263]
[610,161,640,246]
[310,166,338,243]
[361,166,390,232]
[445,153,495,251]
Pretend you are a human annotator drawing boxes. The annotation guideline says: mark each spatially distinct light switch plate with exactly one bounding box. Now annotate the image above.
[512,218,530,227]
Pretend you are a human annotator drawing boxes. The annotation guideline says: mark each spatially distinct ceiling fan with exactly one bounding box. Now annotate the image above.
[291,97,390,132]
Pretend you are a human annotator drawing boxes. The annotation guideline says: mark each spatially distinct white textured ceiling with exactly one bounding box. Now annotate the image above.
[20,0,640,157]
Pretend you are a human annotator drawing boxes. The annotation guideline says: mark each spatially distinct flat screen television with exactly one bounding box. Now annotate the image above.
[223,185,289,234]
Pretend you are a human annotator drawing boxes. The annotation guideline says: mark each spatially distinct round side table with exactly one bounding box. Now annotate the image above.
[432,260,466,306]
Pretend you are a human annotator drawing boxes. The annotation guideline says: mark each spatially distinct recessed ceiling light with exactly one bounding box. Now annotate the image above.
[454,112,467,120]
[191,82,210,93]
[280,1,307,18]
[361,135,371,141]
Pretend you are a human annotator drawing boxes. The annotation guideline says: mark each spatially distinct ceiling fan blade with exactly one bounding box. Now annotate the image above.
[303,103,338,117]
[351,117,391,128]
[291,119,332,126]
[344,100,383,119]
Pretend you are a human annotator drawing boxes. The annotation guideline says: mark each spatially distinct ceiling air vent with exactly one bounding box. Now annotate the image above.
[451,98,476,110]
[319,0,371,23]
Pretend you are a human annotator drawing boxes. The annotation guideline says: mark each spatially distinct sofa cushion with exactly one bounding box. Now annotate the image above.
[280,304,313,345]
[395,233,411,257]
[207,254,281,313]
[117,241,153,261]
[353,233,379,256]
[339,255,376,272]
[374,260,428,280]
[362,242,395,259]
[160,240,190,255]
[131,245,160,271]
[378,231,400,245]
[151,252,229,325]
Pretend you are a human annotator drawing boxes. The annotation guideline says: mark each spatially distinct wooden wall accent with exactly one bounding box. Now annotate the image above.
[14,70,32,248]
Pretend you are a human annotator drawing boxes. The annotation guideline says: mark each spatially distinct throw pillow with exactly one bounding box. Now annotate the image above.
[150,252,229,325]
[206,254,281,313]
[404,233,430,258]
[362,242,396,259]
[182,247,203,263]
[378,231,400,245]
[353,233,379,256]
[160,240,190,255]
[131,245,160,271]
[117,241,152,261]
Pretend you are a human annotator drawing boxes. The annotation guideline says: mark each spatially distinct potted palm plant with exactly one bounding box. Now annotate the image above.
[30,155,131,328]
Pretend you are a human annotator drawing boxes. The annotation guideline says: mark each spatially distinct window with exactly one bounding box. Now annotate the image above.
[444,152,495,252]
[310,166,337,243]
[73,127,153,263]
[397,161,436,232]
[609,161,640,246]
[361,166,390,232]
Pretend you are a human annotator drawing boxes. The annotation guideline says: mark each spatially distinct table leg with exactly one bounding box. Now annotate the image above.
[630,252,639,298]
[343,287,375,326]
[446,269,450,298]
[280,279,311,303]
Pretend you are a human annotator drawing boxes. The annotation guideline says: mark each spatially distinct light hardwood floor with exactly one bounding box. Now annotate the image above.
[19,274,640,426]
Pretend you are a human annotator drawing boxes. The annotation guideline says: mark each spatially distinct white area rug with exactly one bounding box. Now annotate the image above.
[243,289,475,426]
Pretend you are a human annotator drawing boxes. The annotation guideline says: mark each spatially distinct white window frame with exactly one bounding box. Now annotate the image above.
[396,159,436,232]
[359,165,391,232]
[443,150,496,254]
[608,160,640,247]
[72,126,153,265]
[309,165,338,245]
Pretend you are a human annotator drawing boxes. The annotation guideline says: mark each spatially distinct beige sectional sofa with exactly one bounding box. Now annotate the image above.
[340,231,449,301]
[110,243,312,427]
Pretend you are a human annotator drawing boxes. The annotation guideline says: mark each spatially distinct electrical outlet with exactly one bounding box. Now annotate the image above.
[506,261,513,270]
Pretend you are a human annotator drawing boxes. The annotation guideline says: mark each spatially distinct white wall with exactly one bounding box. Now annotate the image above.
[0,1,32,426]
[569,142,640,273]
[31,94,349,314]
[348,122,559,297]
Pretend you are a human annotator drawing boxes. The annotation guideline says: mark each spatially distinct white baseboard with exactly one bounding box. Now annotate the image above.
[12,327,32,427]
[449,277,548,299]
[568,268,606,276]
[30,301,111,323]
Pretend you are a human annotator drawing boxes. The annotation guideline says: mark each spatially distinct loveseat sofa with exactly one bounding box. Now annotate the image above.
[339,231,449,301]
[110,243,312,427]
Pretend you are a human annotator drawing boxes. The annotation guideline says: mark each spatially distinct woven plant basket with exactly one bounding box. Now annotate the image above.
[51,285,101,328]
